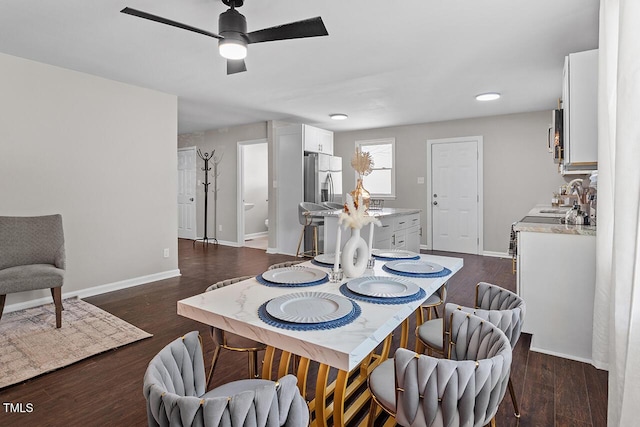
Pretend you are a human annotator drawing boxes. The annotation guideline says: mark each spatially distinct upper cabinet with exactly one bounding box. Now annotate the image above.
[303,124,334,155]
[561,49,598,175]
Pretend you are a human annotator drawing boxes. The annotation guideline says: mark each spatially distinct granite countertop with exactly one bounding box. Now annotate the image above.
[514,206,596,236]
[513,221,596,236]
[307,207,421,218]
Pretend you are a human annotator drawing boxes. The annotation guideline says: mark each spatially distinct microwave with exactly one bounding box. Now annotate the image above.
[548,109,563,163]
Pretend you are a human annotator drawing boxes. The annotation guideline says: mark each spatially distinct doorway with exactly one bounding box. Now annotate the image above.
[237,139,268,249]
[177,147,197,240]
[426,136,483,254]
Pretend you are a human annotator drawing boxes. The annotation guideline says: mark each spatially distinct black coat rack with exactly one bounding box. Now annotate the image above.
[194,148,220,246]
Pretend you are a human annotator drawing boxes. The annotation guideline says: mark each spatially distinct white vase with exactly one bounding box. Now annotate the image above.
[341,228,369,278]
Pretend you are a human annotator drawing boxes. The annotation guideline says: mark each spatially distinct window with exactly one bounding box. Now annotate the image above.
[355,138,395,198]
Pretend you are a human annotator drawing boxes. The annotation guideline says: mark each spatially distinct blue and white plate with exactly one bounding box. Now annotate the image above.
[260,266,326,284]
[384,260,445,275]
[371,249,420,260]
[265,292,353,323]
[313,253,337,266]
[346,276,420,298]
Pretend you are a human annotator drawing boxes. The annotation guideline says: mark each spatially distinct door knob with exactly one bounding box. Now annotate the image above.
[433,201,438,206]
[433,194,438,198]
[189,198,194,201]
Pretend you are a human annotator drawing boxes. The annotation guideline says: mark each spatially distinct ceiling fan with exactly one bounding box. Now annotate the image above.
[121,0,329,75]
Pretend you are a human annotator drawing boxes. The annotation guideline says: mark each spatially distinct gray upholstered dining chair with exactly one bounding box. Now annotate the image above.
[0,214,65,328]
[267,260,303,270]
[416,283,526,418]
[295,202,328,257]
[414,281,448,354]
[205,276,266,387]
[368,309,512,427]
[143,331,309,427]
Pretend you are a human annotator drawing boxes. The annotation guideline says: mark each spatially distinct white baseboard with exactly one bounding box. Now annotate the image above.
[420,245,510,260]
[4,269,181,314]
[482,251,510,259]
[528,346,595,366]
[245,231,268,240]
[191,238,242,247]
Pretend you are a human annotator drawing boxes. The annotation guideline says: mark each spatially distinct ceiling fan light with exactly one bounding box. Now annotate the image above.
[219,39,247,60]
[475,92,501,101]
[330,113,348,120]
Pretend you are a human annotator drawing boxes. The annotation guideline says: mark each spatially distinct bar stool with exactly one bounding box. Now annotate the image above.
[322,201,344,210]
[295,202,328,257]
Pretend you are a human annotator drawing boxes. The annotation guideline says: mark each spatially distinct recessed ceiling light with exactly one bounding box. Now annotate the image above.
[475,92,501,101]
[330,113,348,120]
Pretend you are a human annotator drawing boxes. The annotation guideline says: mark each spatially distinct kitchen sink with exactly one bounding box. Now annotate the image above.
[520,216,564,224]
[539,209,563,213]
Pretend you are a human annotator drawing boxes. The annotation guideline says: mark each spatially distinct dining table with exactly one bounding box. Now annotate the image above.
[178,252,463,427]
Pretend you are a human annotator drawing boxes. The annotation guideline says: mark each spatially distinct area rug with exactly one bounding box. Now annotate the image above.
[0,298,152,389]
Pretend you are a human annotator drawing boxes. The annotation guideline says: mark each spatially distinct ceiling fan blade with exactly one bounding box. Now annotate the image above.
[227,59,247,75]
[246,17,328,44]
[121,7,222,40]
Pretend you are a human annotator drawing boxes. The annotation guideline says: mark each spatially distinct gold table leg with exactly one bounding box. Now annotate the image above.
[262,333,396,427]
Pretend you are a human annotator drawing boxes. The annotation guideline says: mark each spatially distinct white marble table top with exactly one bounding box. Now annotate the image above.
[177,254,463,372]
[305,207,421,218]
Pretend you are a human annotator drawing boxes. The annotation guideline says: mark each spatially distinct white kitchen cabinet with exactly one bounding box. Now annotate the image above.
[323,209,421,255]
[374,212,421,253]
[516,229,596,363]
[274,124,305,256]
[374,218,394,249]
[303,124,334,155]
[561,49,598,175]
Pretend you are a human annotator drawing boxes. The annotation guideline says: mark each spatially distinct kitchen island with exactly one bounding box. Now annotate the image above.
[314,208,421,254]
[515,210,596,363]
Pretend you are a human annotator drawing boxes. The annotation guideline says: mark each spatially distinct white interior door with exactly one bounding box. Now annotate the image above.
[429,137,482,254]
[177,147,197,239]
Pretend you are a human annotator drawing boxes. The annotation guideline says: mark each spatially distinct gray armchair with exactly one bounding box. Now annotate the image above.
[144,331,309,427]
[0,214,65,328]
[417,283,526,418]
[368,309,512,426]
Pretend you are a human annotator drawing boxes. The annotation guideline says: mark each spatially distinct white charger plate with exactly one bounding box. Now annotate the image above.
[314,253,337,265]
[371,249,419,259]
[346,276,420,298]
[265,291,353,323]
[384,260,445,274]
[261,266,326,284]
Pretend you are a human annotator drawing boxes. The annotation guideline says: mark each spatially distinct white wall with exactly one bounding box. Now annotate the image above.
[334,111,571,254]
[243,143,268,236]
[0,52,179,310]
[178,123,268,244]
[177,112,576,255]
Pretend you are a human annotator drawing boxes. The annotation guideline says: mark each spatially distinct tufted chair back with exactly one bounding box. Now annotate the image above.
[267,261,304,270]
[393,310,512,427]
[143,331,309,427]
[472,282,526,348]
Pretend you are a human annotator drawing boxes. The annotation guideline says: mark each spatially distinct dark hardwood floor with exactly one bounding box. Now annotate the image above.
[0,240,607,426]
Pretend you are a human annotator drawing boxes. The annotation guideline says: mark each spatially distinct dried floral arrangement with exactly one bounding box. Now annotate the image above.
[351,147,374,177]
[339,194,381,229]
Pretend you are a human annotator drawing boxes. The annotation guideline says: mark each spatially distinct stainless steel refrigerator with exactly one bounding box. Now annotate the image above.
[303,153,342,252]
[304,153,343,204]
